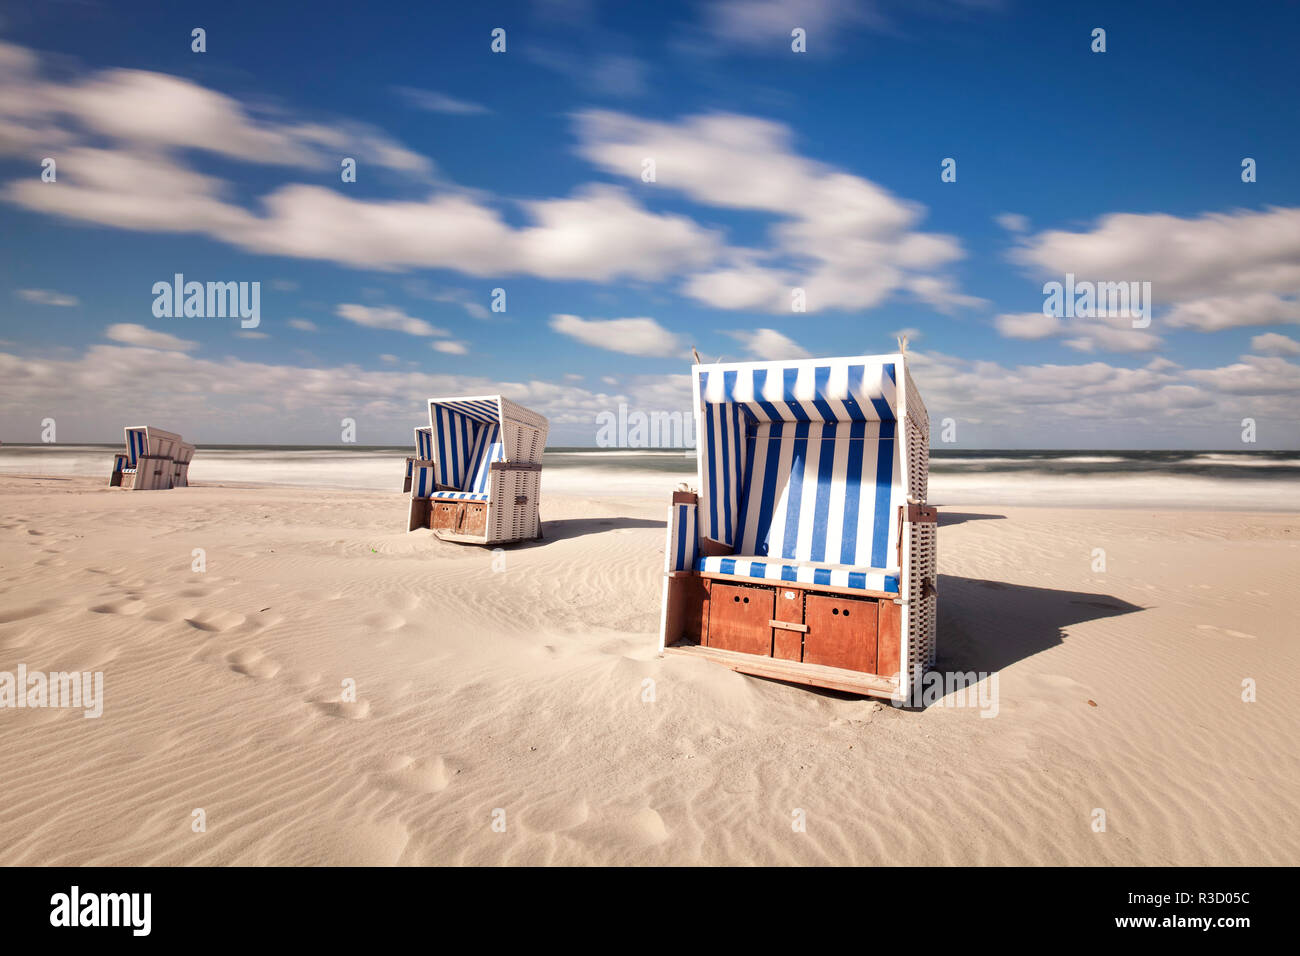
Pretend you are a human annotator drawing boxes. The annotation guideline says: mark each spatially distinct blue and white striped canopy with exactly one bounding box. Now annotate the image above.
[431,397,500,425]
[426,396,506,492]
[697,359,898,423]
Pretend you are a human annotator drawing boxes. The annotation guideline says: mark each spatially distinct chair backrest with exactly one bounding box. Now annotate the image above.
[733,420,902,569]
[464,422,503,494]
[124,428,148,466]
[415,426,432,460]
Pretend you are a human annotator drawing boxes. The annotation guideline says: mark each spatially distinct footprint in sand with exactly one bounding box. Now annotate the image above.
[576,807,668,846]
[361,611,406,632]
[521,798,591,833]
[184,610,246,632]
[0,602,59,624]
[89,599,148,616]
[311,698,371,720]
[226,648,281,679]
[1195,624,1256,640]
[369,755,453,793]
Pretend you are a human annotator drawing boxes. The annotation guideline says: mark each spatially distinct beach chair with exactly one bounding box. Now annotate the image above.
[108,426,184,490]
[658,354,937,701]
[406,396,548,544]
[402,427,433,493]
[172,441,196,487]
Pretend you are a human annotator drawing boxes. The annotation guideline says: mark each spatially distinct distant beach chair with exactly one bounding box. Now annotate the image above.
[406,396,548,544]
[402,426,433,493]
[108,426,189,490]
[659,354,937,701]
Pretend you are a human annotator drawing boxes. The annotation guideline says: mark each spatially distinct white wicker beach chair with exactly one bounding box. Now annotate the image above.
[658,354,937,701]
[109,426,186,490]
[406,396,548,544]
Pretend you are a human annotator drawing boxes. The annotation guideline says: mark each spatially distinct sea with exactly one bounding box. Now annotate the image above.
[1,445,1297,511]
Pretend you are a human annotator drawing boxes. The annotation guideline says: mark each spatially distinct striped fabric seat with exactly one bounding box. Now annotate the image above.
[429,491,489,501]
[695,555,899,593]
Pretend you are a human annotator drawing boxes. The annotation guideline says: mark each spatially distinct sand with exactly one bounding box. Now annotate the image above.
[0,475,1297,865]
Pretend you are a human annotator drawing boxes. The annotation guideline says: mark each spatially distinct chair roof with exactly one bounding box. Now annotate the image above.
[695,354,906,423]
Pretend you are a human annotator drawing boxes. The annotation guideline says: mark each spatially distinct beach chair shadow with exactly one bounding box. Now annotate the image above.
[936,511,1007,527]
[521,516,665,544]
[936,574,1144,673]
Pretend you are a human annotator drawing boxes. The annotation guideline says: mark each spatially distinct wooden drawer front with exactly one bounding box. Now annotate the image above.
[876,599,902,680]
[461,502,488,537]
[772,588,804,661]
[431,501,461,531]
[707,584,774,657]
[803,595,877,673]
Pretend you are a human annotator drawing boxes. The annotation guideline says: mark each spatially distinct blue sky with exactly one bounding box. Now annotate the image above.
[1,0,1297,446]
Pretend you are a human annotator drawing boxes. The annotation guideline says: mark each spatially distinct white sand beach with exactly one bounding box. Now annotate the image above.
[1,474,1296,866]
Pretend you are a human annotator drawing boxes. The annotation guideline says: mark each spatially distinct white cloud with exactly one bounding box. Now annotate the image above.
[550,314,686,357]
[574,110,976,313]
[1012,206,1300,334]
[288,318,319,332]
[432,340,469,355]
[336,304,448,337]
[1185,355,1300,395]
[995,312,1061,339]
[393,86,490,115]
[700,0,887,51]
[104,323,196,351]
[995,212,1030,233]
[1250,332,1300,356]
[18,288,78,306]
[724,328,810,360]
[0,42,718,282]
[1163,293,1300,331]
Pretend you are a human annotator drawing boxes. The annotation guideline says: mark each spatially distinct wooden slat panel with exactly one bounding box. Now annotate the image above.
[460,502,487,537]
[772,587,803,661]
[803,594,877,673]
[664,644,898,698]
[876,599,902,680]
[706,584,774,657]
[430,501,460,532]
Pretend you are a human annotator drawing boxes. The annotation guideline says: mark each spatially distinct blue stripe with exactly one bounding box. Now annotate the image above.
[704,395,719,540]
[754,422,784,557]
[675,505,687,570]
[754,368,783,422]
[809,423,836,562]
[779,422,809,559]
[848,571,866,589]
[885,575,899,592]
[720,372,736,543]
[870,420,895,568]
[812,567,831,586]
[733,429,758,551]
[884,363,896,384]
[840,420,866,563]
[841,364,867,421]
[719,557,736,576]
[810,366,836,422]
[780,563,797,581]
